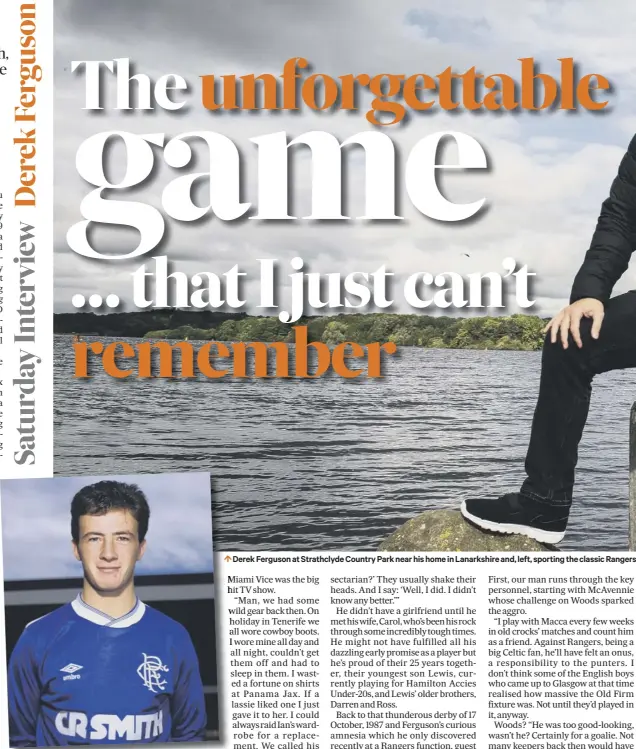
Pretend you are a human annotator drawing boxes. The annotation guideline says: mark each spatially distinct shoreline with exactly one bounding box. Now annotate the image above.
[56,333,542,354]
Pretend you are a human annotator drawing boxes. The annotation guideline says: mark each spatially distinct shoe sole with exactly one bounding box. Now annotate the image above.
[460,501,565,545]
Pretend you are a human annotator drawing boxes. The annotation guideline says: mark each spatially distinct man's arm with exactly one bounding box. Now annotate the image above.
[7,628,41,747]
[570,134,636,306]
[171,630,207,742]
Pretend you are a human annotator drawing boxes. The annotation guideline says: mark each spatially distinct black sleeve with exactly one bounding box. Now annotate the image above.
[570,134,636,306]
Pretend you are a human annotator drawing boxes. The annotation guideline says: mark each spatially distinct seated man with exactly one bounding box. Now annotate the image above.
[461,134,636,544]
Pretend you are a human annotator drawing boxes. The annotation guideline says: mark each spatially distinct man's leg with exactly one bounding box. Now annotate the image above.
[461,291,636,543]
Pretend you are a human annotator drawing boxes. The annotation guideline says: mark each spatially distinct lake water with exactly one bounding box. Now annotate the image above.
[54,336,636,552]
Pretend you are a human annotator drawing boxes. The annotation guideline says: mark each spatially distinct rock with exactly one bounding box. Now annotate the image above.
[379,509,555,552]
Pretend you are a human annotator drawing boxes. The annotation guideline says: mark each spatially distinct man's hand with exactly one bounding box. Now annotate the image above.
[543,297,605,349]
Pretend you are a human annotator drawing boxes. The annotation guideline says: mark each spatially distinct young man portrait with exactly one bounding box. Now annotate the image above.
[462,134,636,544]
[7,480,207,746]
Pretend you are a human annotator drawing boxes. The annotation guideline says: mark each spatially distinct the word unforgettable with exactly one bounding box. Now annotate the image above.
[201,56,610,126]
[132,256,535,323]
[73,326,397,380]
[73,57,611,126]
[14,3,41,207]
[67,129,488,259]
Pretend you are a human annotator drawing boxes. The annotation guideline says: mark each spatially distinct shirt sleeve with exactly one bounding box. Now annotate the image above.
[570,134,636,306]
[7,628,41,747]
[171,629,207,742]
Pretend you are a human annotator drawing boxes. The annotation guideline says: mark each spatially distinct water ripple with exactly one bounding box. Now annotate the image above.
[54,338,636,552]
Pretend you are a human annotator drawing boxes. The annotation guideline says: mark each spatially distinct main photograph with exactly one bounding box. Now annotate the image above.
[52,0,636,553]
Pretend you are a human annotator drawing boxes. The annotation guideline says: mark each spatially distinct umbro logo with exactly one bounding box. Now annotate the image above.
[60,663,83,681]
[61,663,83,674]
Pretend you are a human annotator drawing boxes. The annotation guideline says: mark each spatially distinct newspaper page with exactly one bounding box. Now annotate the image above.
[0,1,635,748]
[217,552,635,749]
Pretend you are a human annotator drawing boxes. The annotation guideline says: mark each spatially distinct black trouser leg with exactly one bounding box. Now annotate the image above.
[521,291,636,506]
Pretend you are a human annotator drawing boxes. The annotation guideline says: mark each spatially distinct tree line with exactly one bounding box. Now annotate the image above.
[55,310,549,350]
[142,313,548,351]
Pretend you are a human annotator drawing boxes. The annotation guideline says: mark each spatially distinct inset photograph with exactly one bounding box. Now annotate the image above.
[1,472,218,745]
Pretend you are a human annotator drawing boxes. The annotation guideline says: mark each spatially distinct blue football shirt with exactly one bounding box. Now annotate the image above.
[8,595,207,745]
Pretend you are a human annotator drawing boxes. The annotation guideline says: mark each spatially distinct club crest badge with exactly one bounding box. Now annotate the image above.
[137,653,169,693]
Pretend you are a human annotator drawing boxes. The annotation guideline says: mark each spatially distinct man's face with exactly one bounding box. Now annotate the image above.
[72,509,146,595]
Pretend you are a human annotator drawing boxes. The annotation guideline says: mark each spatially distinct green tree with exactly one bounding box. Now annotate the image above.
[322,320,349,345]
[216,320,239,340]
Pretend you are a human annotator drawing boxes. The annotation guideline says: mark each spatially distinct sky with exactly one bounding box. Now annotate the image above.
[53,0,636,318]
[0,473,214,581]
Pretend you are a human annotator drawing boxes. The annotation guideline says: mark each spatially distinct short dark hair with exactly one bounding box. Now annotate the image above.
[71,480,150,544]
